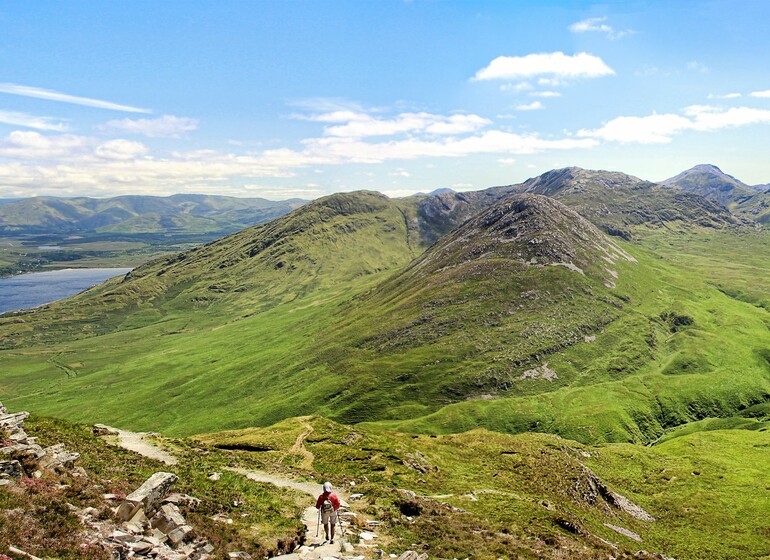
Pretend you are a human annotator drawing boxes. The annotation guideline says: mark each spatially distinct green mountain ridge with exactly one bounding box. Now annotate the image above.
[3,167,768,447]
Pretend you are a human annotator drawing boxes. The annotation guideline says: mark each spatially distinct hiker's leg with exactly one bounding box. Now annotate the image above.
[330,522,336,540]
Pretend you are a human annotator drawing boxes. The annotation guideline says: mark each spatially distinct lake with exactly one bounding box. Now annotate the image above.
[0,268,132,314]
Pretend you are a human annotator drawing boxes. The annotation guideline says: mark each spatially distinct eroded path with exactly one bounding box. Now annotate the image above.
[280,417,315,471]
[98,425,178,466]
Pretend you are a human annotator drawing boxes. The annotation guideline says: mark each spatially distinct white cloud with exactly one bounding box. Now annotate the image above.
[0,83,151,113]
[94,139,149,160]
[498,158,516,165]
[516,101,544,111]
[708,92,742,99]
[0,104,601,197]
[99,115,198,138]
[577,113,691,144]
[568,17,634,40]
[578,105,770,144]
[0,110,68,131]
[751,90,770,98]
[0,131,91,159]
[687,61,709,73]
[530,91,561,98]
[474,52,615,81]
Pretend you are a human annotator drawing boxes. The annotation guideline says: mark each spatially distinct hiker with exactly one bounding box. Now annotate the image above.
[315,481,341,544]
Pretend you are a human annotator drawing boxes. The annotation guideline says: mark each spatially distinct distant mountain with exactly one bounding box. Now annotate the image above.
[510,167,739,237]
[0,193,307,236]
[661,164,770,224]
[661,164,756,207]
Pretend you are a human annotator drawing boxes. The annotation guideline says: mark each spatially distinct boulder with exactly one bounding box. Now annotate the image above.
[0,411,29,432]
[166,524,194,547]
[151,504,187,534]
[117,472,179,521]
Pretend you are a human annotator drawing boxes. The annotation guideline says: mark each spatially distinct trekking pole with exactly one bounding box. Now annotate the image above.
[337,509,345,537]
[316,509,321,538]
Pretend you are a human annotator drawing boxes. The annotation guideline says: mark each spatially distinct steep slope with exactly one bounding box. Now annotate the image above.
[660,164,756,207]
[0,193,305,235]
[308,194,639,422]
[511,167,739,238]
[407,185,519,246]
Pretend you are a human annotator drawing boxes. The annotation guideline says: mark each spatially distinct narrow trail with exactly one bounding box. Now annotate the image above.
[280,417,315,470]
[228,467,352,559]
[100,423,357,558]
[100,426,178,466]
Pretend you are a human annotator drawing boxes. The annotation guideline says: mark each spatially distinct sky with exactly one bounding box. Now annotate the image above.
[1,0,770,200]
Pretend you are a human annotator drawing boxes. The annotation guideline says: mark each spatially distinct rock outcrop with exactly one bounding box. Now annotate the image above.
[0,402,213,560]
[0,404,80,484]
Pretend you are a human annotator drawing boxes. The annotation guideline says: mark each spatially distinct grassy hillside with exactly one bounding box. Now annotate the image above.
[2,183,769,448]
[199,415,770,560]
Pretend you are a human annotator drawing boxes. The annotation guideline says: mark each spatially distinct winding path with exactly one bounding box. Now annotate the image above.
[280,417,315,471]
[100,424,352,559]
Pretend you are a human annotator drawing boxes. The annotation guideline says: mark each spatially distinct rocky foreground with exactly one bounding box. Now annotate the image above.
[0,404,432,560]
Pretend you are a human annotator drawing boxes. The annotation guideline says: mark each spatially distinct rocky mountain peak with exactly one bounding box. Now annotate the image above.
[661,164,754,206]
[411,193,635,287]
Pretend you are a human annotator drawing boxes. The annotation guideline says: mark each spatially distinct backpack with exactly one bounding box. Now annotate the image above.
[321,497,334,513]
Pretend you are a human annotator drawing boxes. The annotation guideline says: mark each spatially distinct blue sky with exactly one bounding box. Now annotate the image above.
[1,0,770,199]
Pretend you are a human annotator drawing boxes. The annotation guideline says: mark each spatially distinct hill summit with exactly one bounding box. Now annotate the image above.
[661,163,756,206]
[409,193,635,287]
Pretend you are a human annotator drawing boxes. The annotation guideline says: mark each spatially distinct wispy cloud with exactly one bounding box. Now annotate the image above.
[708,93,742,99]
[751,90,770,98]
[500,82,533,93]
[0,83,151,113]
[473,52,615,81]
[530,91,561,98]
[98,115,198,138]
[578,105,770,144]
[569,17,634,40]
[0,110,68,131]
[297,111,492,138]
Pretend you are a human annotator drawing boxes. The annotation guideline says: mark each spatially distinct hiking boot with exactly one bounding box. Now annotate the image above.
[330,540,334,544]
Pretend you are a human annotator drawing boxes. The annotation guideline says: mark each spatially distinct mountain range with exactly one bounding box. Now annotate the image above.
[0,193,306,236]
[3,163,770,558]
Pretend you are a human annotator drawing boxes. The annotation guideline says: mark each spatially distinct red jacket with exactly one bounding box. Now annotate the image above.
[315,492,340,511]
